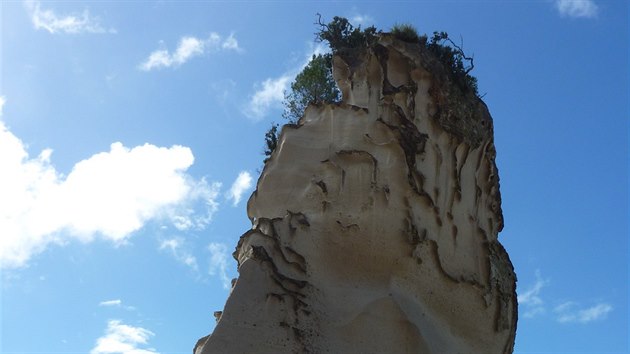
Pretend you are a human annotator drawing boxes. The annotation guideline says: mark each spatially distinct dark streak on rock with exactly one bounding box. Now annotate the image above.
[375,116,430,205]
[336,220,360,232]
[288,210,311,227]
[241,217,308,274]
[314,180,328,195]
[452,225,458,243]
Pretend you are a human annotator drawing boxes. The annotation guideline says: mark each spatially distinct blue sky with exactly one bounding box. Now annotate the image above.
[0,1,627,353]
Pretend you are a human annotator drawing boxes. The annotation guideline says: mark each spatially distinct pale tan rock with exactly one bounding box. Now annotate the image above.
[195,34,517,354]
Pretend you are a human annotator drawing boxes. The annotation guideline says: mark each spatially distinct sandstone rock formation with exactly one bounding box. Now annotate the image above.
[195,34,517,353]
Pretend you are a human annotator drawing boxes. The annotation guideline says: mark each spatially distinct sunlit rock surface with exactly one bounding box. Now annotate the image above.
[195,34,517,354]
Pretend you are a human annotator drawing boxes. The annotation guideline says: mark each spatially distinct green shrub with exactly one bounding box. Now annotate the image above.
[391,23,420,43]
[315,16,477,96]
[263,53,341,163]
[426,31,478,95]
[315,14,378,65]
[263,123,279,163]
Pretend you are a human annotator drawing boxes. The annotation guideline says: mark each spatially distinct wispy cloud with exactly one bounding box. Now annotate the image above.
[24,0,115,34]
[517,270,548,318]
[519,270,613,324]
[244,75,292,119]
[167,178,221,231]
[0,96,5,116]
[208,242,231,290]
[159,237,198,271]
[91,320,158,354]
[243,44,327,120]
[226,171,253,206]
[139,33,241,71]
[99,299,122,307]
[554,302,613,323]
[554,0,599,19]
[351,14,375,27]
[0,120,221,269]
[210,79,237,104]
[98,299,136,311]
[222,33,241,51]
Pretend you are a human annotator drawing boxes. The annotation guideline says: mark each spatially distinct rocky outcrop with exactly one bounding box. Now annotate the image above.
[195,34,517,353]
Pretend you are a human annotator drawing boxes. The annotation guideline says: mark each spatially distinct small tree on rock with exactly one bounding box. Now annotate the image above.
[283,53,341,124]
[263,123,279,164]
[263,53,341,162]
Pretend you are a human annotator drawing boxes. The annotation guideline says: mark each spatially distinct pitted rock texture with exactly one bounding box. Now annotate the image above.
[195,34,517,354]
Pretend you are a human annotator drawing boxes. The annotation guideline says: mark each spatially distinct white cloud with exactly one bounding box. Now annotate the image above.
[208,242,231,290]
[207,32,221,46]
[165,178,221,231]
[555,0,599,18]
[99,299,122,307]
[243,44,328,120]
[0,121,221,269]
[226,171,253,206]
[139,49,171,71]
[555,302,613,323]
[0,96,5,116]
[98,299,136,311]
[173,37,205,65]
[351,14,375,27]
[159,237,198,271]
[24,0,115,34]
[244,75,292,119]
[519,270,613,324]
[91,320,158,354]
[517,270,548,318]
[139,33,241,71]
[222,33,242,52]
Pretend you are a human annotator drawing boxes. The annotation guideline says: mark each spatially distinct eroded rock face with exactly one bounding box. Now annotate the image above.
[195,34,517,354]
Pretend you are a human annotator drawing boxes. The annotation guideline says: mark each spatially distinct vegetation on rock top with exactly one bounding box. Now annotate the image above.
[283,53,341,124]
[315,15,378,66]
[390,23,421,43]
[263,16,485,162]
[315,17,478,96]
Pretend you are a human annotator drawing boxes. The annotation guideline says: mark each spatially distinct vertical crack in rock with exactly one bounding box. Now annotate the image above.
[196,34,516,354]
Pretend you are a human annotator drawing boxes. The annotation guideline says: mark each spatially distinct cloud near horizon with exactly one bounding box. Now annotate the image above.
[0,120,220,269]
[24,0,115,34]
[91,320,158,354]
[139,33,241,71]
[554,0,599,18]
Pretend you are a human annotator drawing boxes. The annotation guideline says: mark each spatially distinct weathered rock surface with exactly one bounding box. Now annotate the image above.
[195,34,517,354]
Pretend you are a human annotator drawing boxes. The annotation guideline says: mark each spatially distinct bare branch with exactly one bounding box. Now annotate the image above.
[444,36,475,74]
[314,13,328,40]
